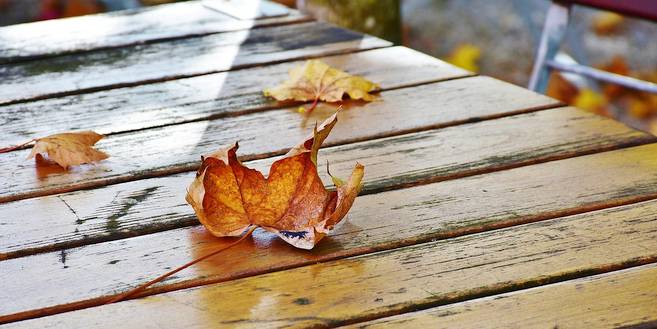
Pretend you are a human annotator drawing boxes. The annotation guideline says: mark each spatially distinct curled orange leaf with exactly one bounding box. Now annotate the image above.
[186,113,364,249]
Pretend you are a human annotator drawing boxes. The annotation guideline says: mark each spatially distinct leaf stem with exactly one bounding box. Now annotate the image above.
[106,226,257,305]
[0,139,35,153]
[306,97,320,114]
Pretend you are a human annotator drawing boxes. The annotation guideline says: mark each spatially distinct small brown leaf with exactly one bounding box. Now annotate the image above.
[27,131,109,169]
[186,113,364,249]
[264,60,380,113]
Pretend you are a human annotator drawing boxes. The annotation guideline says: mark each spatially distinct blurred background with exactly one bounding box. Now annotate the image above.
[1,0,656,133]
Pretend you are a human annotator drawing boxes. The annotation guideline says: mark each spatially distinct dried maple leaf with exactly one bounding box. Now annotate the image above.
[27,131,109,169]
[186,113,364,249]
[263,60,380,113]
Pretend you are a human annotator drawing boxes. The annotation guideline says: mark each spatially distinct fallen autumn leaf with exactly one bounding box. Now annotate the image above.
[264,59,380,113]
[186,112,364,249]
[108,114,363,305]
[27,131,109,169]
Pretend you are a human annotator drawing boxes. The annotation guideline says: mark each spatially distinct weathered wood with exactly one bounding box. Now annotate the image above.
[349,263,657,329]
[0,21,390,105]
[0,47,471,146]
[5,5,652,327]
[5,190,657,327]
[0,107,652,260]
[0,1,308,64]
[203,0,291,20]
[4,142,657,322]
[0,76,559,203]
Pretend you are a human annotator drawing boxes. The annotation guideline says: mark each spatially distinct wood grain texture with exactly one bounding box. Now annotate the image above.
[0,76,559,203]
[349,263,657,329]
[0,1,308,64]
[0,47,471,146]
[203,0,291,20]
[0,21,390,105]
[6,192,657,327]
[0,107,652,260]
[4,141,657,322]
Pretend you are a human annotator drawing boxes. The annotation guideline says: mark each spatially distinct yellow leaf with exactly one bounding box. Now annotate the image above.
[573,88,608,113]
[27,131,109,169]
[264,60,380,113]
[446,44,481,72]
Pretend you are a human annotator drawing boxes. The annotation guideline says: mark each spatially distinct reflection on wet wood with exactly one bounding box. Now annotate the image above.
[0,47,470,146]
[4,142,657,322]
[0,1,308,64]
[2,1,655,326]
[0,76,559,203]
[204,0,291,20]
[350,263,657,329]
[6,192,657,327]
[0,107,651,260]
[0,21,390,104]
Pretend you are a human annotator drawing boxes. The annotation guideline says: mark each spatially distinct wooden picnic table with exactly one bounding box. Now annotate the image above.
[1,1,657,328]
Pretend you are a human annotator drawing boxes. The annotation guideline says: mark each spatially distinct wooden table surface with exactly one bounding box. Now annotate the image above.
[1,1,657,328]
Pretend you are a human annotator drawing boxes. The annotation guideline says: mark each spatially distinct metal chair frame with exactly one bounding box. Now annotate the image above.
[528,1,657,94]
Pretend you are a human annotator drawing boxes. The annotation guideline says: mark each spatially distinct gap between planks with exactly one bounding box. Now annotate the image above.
[0,21,392,106]
[0,76,563,204]
[4,141,657,323]
[4,184,657,327]
[1,106,655,261]
[0,1,312,64]
[0,102,562,203]
[333,261,657,328]
[343,262,657,328]
[0,47,474,151]
[0,42,390,106]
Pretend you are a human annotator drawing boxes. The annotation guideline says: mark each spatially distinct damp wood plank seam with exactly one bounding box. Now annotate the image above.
[4,142,657,323]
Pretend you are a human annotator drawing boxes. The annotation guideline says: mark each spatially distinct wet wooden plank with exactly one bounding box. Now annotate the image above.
[349,263,657,329]
[5,184,657,327]
[4,142,657,322]
[0,76,559,203]
[0,21,390,105]
[0,47,471,147]
[0,107,652,260]
[203,0,291,20]
[0,1,307,64]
